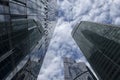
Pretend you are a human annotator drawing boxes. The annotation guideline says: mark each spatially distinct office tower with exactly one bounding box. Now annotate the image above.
[64,57,97,80]
[72,21,120,80]
[0,0,57,80]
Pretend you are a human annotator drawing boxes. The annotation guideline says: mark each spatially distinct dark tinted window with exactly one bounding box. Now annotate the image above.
[0,55,13,79]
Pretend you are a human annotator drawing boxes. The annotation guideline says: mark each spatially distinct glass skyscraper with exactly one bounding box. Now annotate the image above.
[64,57,97,80]
[72,21,120,80]
[0,0,57,80]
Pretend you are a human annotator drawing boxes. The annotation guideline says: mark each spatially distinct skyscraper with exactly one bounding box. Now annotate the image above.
[0,0,57,80]
[64,57,97,80]
[72,21,120,80]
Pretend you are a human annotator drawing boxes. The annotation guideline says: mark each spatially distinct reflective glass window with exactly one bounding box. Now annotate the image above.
[10,3,26,15]
[0,55,13,79]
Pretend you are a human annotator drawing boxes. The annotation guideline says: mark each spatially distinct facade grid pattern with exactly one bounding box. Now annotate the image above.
[0,0,57,80]
[72,21,120,80]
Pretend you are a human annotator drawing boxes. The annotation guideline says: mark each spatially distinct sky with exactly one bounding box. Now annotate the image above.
[37,0,120,80]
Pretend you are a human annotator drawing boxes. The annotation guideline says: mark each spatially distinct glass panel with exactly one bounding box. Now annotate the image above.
[0,55,13,79]
[0,15,5,21]
[12,0,27,4]
[12,19,28,31]
[27,0,37,10]
[10,3,26,15]
[82,30,120,65]
[0,21,10,57]
[0,4,4,13]
[0,40,10,57]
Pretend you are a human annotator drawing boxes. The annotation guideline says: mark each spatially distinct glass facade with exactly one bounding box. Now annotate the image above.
[72,21,120,80]
[64,58,96,80]
[0,0,57,80]
[11,59,42,80]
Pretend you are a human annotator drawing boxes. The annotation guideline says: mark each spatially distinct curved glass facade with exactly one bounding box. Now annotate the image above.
[72,21,120,80]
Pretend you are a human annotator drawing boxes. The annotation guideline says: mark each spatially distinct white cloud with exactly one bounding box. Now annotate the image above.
[37,18,81,80]
[38,0,120,80]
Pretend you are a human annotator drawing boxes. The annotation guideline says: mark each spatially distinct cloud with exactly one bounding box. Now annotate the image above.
[37,18,82,80]
[57,0,120,25]
[38,0,120,80]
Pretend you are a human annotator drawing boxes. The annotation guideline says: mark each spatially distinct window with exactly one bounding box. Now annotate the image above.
[87,76,93,80]
[0,55,13,79]
[10,3,26,15]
